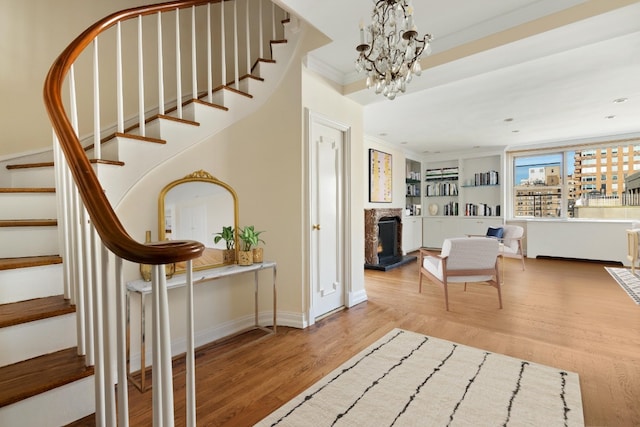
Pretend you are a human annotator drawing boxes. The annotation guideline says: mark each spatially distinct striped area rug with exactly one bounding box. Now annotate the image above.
[255,329,584,427]
[605,267,640,305]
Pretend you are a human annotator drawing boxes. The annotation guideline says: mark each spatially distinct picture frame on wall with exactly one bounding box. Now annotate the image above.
[369,149,392,202]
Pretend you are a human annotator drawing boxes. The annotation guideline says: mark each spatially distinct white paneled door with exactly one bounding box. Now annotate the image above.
[309,113,347,320]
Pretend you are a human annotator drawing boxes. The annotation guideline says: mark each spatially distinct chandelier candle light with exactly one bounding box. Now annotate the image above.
[356,0,432,100]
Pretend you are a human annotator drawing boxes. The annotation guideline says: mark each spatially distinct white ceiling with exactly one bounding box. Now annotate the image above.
[279,0,640,154]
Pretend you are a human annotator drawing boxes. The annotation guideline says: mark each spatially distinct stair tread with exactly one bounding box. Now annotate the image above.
[0,219,57,227]
[0,255,62,271]
[0,188,55,193]
[0,295,75,328]
[0,347,93,408]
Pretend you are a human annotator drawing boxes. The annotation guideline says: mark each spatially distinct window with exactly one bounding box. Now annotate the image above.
[509,142,640,220]
[513,154,563,218]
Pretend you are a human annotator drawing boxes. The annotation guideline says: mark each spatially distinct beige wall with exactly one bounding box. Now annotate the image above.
[119,22,354,356]
[0,0,155,158]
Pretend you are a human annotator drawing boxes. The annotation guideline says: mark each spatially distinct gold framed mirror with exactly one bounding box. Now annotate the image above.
[158,170,239,272]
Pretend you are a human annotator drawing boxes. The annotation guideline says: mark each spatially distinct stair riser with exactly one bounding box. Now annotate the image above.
[237,77,263,94]
[9,167,55,188]
[0,227,58,258]
[0,193,57,220]
[0,376,94,427]
[0,313,76,367]
[0,264,63,305]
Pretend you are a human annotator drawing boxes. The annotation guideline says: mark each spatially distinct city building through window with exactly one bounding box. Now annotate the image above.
[510,142,640,219]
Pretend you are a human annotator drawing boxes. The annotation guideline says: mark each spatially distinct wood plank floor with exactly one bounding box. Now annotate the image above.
[72,256,640,426]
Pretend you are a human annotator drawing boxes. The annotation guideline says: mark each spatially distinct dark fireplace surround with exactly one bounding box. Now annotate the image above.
[364,208,417,271]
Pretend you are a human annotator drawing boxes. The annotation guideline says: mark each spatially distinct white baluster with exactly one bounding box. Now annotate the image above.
[91,227,106,426]
[93,38,101,159]
[245,0,251,76]
[116,22,124,133]
[158,12,165,115]
[152,265,163,426]
[272,2,276,40]
[206,3,213,103]
[115,256,129,427]
[259,0,264,59]
[176,8,183,118]
[233,0,239,88]
[221,0,227,86]
[138,15,146,136]
[191,5,198,101]
[81,207,93,362]
[158,266,175,426]
[101,245,116,425]
[185,260,196,426]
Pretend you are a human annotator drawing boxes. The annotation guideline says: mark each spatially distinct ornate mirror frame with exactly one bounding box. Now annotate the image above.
[158,170,239,272]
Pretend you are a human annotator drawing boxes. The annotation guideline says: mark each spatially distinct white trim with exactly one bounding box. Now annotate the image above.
[303,54,346,85]
[348,289,368,307]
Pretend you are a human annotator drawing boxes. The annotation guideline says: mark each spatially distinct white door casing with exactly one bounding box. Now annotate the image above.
[306,110,351,324]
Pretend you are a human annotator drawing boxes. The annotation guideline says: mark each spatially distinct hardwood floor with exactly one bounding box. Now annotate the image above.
[72,256,640,426]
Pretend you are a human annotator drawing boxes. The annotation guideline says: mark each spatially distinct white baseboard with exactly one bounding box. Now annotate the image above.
[348,289,368,307]
[128,309,306,371]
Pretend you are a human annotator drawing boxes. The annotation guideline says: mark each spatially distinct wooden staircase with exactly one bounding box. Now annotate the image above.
[0,189,97,425]
[0,4,299,425]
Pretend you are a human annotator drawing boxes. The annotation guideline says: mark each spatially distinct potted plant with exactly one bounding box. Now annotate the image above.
[213,226,236,264]
[237,225,265,265]
[251,227,266,263]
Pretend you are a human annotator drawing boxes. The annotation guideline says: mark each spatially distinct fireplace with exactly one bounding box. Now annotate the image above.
[364,208,417,271]
[377,217,400,263]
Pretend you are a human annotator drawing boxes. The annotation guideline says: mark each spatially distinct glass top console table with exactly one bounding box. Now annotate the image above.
[126,261,277,392]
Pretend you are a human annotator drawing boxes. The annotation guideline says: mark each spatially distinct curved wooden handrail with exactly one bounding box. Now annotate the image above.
[42,1,223,264]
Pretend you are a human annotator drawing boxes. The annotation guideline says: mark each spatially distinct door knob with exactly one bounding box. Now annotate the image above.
[313,224,321,230]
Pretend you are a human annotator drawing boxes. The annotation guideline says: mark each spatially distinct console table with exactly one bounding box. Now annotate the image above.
[126,261,277,391]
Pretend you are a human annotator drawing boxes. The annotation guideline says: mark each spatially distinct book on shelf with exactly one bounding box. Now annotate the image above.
[464,203,501,216]
[425,167,459,181]
[473,170,499,186]
[425,182,458,197]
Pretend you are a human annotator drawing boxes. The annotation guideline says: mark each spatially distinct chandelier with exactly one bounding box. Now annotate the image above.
[355,0,432,100]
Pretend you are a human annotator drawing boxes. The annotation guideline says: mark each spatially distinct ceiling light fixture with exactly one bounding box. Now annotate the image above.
[355,0,432,100]
[613,98,628,103]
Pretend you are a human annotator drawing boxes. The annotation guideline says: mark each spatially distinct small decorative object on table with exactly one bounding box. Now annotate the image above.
[214,225,236,264]
[238,225,266,265]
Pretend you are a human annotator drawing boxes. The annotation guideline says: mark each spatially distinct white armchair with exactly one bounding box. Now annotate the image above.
[500,225,525,270]
[626,222,640,274]
[419,237,502,311]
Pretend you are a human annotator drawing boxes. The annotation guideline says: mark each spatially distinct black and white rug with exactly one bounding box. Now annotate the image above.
[605,267,640,305]
[255,329,584,426]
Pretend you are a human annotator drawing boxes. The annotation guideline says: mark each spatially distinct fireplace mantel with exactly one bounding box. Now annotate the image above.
[364,208,403,265]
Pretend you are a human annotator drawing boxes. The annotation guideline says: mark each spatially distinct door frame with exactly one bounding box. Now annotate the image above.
[304,109,353,327]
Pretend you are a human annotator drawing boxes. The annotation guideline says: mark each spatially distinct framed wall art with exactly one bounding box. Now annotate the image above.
[369,149,392,202]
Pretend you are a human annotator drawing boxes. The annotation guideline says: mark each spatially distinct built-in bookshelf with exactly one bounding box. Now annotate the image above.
[422,154,503,219]
[405,158,422,216]
[421,153,503,248]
